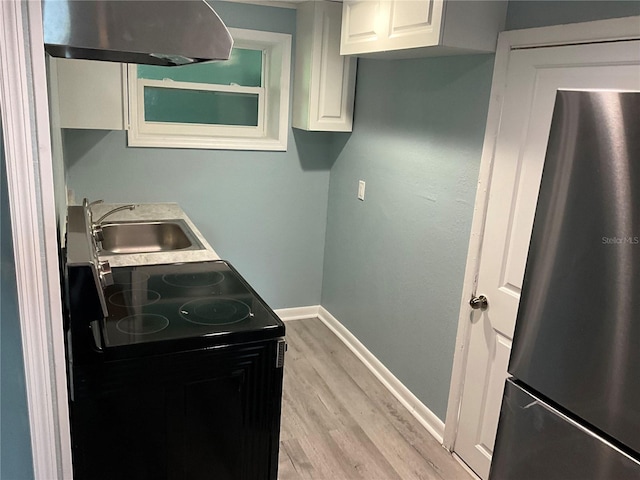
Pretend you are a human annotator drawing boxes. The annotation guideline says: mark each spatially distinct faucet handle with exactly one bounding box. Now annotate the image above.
[83,198,104,225]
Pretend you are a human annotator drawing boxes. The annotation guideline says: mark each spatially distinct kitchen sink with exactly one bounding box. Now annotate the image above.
[99,219,204,254]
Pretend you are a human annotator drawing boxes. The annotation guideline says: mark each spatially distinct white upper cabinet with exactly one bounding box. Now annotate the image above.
[341,0,508,58]
[51,57,128,130]
[293,1,357,132]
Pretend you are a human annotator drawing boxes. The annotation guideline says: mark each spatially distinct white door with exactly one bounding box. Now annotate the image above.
[454,39,640,479]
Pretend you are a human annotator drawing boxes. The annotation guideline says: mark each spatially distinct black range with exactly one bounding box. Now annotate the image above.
[65,259,286,480]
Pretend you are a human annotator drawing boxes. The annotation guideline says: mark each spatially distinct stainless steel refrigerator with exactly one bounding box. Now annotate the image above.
[490,90,640,479]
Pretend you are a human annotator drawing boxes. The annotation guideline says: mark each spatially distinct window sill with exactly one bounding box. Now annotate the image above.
[126,130,288,151]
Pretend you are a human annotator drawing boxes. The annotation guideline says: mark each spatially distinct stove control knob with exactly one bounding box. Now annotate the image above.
[98,260,113,287]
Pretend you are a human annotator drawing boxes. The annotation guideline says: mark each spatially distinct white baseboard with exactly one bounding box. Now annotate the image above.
[274,305,320,322]
[276,304,446,443]
[317,306,446,443]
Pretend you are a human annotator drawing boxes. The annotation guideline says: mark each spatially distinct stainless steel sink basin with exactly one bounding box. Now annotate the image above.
[99,219,204,254]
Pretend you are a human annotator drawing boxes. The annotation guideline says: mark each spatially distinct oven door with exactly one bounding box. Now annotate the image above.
[70,339,284,480]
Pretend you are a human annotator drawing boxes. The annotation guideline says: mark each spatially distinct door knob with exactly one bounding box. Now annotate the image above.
[469,295,488,310]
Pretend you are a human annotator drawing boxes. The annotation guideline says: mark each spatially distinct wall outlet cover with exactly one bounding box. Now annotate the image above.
[358,180,366,201]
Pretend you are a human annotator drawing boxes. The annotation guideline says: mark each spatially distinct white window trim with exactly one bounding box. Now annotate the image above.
[127,28,291,151]
[136,79,265,138]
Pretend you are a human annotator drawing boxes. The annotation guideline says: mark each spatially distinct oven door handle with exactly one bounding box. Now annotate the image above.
[89,320,104,352]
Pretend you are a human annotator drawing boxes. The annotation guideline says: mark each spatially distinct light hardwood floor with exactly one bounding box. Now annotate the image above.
[278,318,472,480]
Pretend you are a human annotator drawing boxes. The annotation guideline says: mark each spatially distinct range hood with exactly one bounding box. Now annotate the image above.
[43,0,233,66]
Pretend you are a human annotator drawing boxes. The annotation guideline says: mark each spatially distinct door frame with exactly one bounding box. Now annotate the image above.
[0,0,72,478]
[443,15,640,452]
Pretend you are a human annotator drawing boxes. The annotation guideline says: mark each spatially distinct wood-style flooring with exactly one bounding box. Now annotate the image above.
[278,318,472,480]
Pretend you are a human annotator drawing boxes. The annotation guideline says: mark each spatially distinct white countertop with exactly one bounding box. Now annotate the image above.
[89,202,219,267]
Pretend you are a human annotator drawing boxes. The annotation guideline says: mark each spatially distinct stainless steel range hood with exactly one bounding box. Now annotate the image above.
[43,0,233,66]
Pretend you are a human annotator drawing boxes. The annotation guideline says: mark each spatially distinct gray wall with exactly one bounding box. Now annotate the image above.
[1,120,35,479]
[65,1,334,310]
[321,0,639,422]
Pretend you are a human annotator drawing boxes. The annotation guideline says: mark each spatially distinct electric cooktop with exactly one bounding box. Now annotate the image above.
[99,260,284,357]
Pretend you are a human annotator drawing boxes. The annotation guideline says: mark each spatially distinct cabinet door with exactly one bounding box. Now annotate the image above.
[341,0,444,56]
[385,0,443,51]
[52,58,127,130]
[293,1,357,131]
[341,0,388,55]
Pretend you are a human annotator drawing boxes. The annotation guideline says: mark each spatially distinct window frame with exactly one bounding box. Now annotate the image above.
[126,28,291,151]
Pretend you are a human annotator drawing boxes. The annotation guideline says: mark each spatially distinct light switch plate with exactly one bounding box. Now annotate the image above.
[358,180,366,201]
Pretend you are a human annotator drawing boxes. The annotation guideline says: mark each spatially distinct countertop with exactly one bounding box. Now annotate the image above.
[89,202,219,267]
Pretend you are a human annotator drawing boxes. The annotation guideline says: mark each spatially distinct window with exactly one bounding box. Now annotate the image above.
[127,28,291,151]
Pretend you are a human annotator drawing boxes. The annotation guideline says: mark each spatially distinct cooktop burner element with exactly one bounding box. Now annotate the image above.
[180,298,251,325]
[108,289,161,307]
[163,271,224,288]
[99,261,284,354]
[116,314,170,335]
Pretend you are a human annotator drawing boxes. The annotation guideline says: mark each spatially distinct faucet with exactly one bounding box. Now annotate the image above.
[81,198,118,289]
[91,203,136,241]
[95,204,136,224]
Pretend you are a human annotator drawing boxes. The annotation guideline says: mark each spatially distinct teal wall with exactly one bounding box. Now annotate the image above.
[321,55,494,420]
[505,0,640,30]
[1,120,35,479]
[65,1,335,310]
[321,0,639,422]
